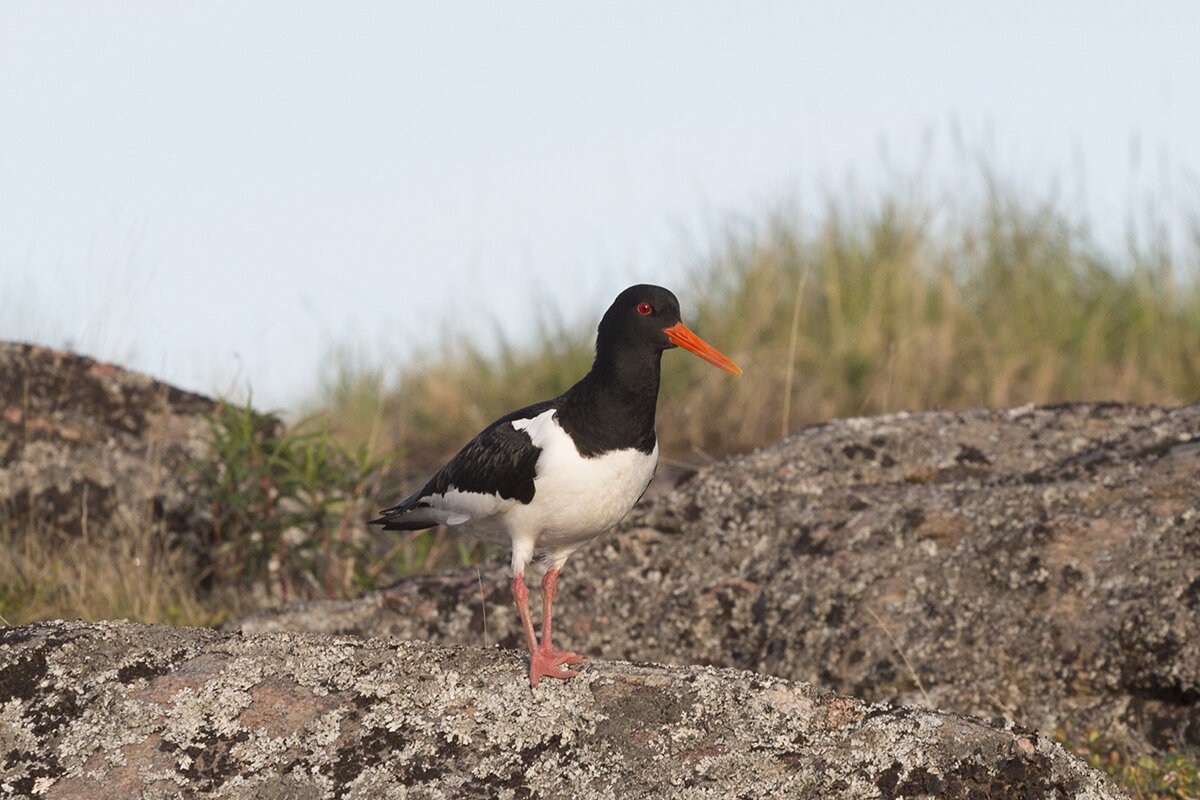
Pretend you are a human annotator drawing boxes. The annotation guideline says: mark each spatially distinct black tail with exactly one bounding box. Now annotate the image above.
[369,499,440,532]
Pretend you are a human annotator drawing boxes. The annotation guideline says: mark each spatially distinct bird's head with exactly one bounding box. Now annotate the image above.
[598,284,742,376]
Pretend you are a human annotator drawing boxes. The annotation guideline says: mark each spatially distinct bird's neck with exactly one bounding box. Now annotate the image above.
[557,347,661,456]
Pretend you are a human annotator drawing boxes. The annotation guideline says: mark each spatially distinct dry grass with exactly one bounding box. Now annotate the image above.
[3,173,1198,800]
[313,179,1200,477]
[9,174,1195,630]
[0,515,217,628]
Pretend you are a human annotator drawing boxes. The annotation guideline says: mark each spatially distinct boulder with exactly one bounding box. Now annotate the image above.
[0,619,1124,799]
[235,402,1200,756]
[0,342,226,555]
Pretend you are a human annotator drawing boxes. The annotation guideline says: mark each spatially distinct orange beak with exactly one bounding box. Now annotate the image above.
[664,322,743,376]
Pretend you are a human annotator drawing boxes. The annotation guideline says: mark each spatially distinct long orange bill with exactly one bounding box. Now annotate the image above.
[664,322,743,376]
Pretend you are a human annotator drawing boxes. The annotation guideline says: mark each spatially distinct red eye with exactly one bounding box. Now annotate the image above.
[637,302,653,315]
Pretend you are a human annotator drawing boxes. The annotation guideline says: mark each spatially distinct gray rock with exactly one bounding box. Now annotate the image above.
[0,342,230,558]
[0,619,1124,799]
[236,402,1200,756]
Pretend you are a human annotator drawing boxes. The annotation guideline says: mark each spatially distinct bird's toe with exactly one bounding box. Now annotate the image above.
[528,648,584,687]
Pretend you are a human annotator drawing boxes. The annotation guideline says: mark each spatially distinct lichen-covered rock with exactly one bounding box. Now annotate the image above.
[236,402,1200,756]
[0,342,229,555]
[0,620,1125,799]
[0,342,289,570]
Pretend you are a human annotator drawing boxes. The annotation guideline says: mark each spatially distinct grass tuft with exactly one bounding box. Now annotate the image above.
[196,399,462,609]
[0,512,218,628]
[1060,730,1200,800]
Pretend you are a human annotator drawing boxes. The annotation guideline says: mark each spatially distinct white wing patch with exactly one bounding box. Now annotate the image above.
[417,486,514,526]
[510,412,547,436]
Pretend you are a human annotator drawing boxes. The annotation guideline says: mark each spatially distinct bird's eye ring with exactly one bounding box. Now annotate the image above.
[637,302,653,315]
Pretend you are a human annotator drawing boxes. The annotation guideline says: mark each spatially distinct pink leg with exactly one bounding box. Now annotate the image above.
[512,571,582,688]
[539,568,587,666]
[511,573,539,654]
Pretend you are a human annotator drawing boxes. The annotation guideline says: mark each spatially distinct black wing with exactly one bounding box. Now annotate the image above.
[370,400,554,531]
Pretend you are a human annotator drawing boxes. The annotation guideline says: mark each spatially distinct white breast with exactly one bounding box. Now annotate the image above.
[506,408,658,556]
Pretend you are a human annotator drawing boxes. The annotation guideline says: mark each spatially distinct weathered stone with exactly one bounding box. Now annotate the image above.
[0,344,1179,794]
[237,402,1200,756]
[0,342,229,556]
[0,620,1124,799]
[0,342,289,572]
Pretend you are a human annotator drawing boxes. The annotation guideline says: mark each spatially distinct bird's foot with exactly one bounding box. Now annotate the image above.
[544,647,588,666]
[528,643,588,687]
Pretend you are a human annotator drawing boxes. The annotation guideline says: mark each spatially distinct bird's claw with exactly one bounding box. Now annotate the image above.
[528,645,588,687]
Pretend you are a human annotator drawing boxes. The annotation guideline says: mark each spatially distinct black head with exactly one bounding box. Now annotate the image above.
[563,285,739,454]
[596,284,683,354]
[595,284,742,375]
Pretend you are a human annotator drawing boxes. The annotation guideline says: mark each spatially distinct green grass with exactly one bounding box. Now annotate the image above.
[1060,730,1200,800]
[0,399,475,628]
[195,400,489,612]
[198,400,394,606]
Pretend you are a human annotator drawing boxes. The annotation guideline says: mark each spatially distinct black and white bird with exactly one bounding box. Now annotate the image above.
[371,284,741,687]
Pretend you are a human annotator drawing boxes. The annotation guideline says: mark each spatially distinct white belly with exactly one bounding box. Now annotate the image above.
[505,408,658,554]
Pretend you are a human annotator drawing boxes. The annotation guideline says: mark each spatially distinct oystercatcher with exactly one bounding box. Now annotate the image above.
[371,284,741,687]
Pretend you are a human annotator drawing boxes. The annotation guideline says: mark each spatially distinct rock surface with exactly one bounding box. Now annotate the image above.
[0,343,1186,793]
[0,342,228,556]
[236,402,1200,756]
[0,619,1124,799]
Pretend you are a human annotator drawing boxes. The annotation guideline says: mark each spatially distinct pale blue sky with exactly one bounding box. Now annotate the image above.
[2,2,1197,410]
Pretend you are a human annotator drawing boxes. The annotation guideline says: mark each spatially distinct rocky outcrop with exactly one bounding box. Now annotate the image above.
[0,342,1186,793]
[0,342,287,569]
[0,620,1124,799]
[236,402,1200,756]
[0,343,226,554]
